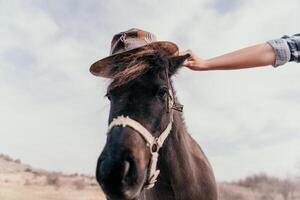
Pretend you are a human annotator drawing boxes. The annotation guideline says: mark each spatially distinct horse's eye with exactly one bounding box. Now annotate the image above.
[157,87,168,100]
[105,93,111,101]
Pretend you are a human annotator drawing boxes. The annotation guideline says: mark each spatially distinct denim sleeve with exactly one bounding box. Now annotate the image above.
[267,33,300,67]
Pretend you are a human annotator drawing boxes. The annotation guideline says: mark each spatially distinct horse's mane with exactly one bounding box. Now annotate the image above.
[107,49,167,92]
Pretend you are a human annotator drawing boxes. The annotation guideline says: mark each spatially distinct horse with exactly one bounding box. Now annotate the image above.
[95,49,218,200]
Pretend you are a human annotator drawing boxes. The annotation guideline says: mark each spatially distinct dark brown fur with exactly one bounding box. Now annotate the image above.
[96,51,218,200]
[141,110,218,200]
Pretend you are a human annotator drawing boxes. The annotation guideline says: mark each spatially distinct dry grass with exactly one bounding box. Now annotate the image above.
[1,154,300,200]
[219,174,300,200]
[0,183,104,200]
[0,154,105,200]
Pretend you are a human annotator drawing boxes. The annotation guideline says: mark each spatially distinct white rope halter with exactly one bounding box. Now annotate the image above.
[107,90,174,189]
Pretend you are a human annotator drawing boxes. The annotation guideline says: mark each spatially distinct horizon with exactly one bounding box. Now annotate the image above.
[1,153,298,182]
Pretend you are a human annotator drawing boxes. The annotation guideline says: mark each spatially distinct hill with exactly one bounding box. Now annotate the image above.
[0,154,105,200]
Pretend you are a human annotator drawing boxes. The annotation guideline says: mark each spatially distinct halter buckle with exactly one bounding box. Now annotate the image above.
[150,138,160,154]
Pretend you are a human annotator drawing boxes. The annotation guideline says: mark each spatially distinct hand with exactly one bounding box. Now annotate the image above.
[180,50,209,71]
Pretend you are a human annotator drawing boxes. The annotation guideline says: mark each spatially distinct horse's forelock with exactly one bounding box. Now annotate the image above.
[107,49,167,92]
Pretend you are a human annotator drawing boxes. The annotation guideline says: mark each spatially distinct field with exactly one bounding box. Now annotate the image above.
[0,154,299,200]
[0,184,104,200]
[0,154,105,200]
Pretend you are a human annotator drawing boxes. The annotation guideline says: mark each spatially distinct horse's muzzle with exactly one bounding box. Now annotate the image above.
[96,126,146,200]
[96,159,134,199]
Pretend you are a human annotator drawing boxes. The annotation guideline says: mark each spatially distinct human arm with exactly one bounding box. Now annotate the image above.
[182,33,300,71]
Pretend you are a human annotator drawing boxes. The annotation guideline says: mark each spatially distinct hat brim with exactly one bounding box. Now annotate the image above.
[90,41,179,78]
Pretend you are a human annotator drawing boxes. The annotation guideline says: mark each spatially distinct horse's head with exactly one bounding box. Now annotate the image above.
[95,50,189,200]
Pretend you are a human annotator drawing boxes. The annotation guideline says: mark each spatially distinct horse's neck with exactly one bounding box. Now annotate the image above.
[143,112,218,200]
[160,112,198,198]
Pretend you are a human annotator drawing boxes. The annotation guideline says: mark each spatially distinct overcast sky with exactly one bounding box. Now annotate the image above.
[1,0,300,181]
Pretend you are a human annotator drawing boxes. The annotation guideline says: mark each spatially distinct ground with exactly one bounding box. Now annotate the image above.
[0,154,299,200]
[0,154,105,200]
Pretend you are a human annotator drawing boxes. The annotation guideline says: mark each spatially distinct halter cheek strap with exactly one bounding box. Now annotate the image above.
[107,90,174,189]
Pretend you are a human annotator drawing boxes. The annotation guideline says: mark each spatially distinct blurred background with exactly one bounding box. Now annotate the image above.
[1,0,300,188]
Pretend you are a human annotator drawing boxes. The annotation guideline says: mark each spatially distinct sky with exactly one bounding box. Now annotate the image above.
[1,0,300,181]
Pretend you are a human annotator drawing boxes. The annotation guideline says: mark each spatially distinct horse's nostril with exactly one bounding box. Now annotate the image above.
[122,160,130,180]
[97,158,135,186]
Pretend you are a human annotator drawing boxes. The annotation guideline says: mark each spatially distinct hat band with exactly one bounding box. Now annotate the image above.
[110,36,155,55]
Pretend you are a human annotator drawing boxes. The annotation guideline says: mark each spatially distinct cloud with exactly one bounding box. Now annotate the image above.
[0,0,300,181]
[212,0,243,14]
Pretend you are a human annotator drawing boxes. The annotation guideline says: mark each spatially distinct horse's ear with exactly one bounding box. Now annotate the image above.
[168,53,190,75]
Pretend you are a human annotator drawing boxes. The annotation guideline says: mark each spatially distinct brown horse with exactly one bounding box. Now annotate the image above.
[95,50,218,200]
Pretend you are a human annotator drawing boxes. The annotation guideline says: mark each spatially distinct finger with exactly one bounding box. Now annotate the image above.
[184,60,195,67]
[182,60,189,66]
[187,61,199,67]
[187,51,197,60]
